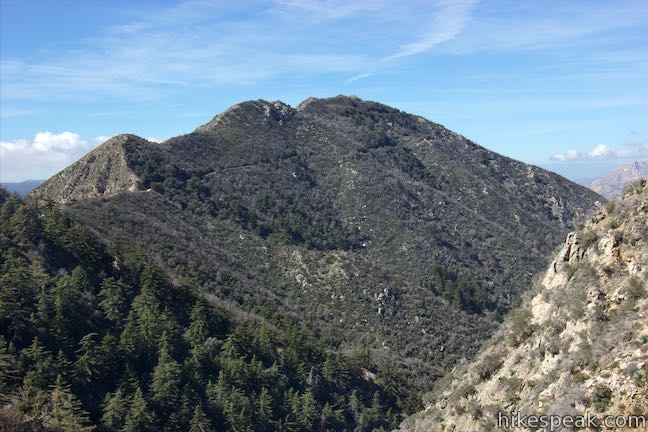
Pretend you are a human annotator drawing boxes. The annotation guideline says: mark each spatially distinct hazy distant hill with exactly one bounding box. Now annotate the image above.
[401,180,648,431]
[591,160,648,198]
[30,96,602,391]
[0,179,43,195]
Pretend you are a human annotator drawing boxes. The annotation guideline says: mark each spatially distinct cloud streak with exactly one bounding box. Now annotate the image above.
[386,0,479,60]
[345,0,480,82]
[0,1,375,102]
[2,0,646,101]
[551,141,648,162]
[345,72,372,84]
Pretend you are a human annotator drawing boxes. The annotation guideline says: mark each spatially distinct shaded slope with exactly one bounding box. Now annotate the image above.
[401,180,648,431]
[0,190,404,431]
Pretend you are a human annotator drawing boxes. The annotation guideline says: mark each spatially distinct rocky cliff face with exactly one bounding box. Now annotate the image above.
[401,179,648,431]
[30,135,151,203]
[591,160,648,199]
[30,96,602,391]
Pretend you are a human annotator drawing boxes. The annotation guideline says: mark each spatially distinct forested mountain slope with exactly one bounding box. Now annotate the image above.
[29,96,602,391]
[401,180,648,432]
[0,189,405,431]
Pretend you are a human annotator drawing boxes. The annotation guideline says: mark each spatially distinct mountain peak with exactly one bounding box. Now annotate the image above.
[297,94,399,115]
[591,160,648,198]
[30,134,153,203]
[29,96,603,397]
[297,94,361,109]
[195,99,295,133]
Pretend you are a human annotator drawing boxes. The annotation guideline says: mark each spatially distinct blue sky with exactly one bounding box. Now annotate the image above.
[1,0,647,183]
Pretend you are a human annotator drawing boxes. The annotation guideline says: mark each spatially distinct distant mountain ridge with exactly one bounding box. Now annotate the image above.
[0,179,44,195]
[30,95,603,390]
[591,160,648,198]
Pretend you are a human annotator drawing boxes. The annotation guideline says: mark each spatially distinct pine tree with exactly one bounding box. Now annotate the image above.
[49,374,94,431]
[64,226,103,268]
[189,404,214,432]
[42,203,71,244]
[118,309,141,358]
[348,389,363,423]
[220,386,254,432]
[99,277,131,323]
[319,402,343,431]
[254,386,275,431]
[100,388,129,431]
[187,300,210,346]
[186,343,208,384]
[34,284,53,331]
[0,251,36,343]
[22,336,55,389]
[53,276,73,346]
[322,353,350,389]
[140,260,167,302]
[9,204,41,245]
[127,270,162,350]
[299,389,317,430]
[123,387,156,432]
[74,332,99,384]
[150,334,181,410]
[52,267,95,347]
[365,391,383,425]
[54,349,73,383]
[173,386,199,432]
[254,324,275,363]
[97,333,120,379]
[0,338,19,393]
[17,375,50,419]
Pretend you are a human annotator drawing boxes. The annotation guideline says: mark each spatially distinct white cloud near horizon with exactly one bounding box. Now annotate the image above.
[0,132,105,182]
[551,141,648,162]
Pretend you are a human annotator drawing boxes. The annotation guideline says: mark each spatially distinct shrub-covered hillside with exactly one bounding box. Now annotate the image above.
[0,189,408,431]
[401,180,648,432]
[30,96,602,392]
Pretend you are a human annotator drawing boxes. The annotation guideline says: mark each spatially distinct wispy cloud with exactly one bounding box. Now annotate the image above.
[345,72,372,84]
[272,0,384,21]
[442,1,648,54]
[0,0,486,99]
[339,0,648,84]
[551,141,648,162]
[2,0,646,101]
[345,0,480,82]
[385,0,479,60]
[0,1,376,103]
[0,107,36,118]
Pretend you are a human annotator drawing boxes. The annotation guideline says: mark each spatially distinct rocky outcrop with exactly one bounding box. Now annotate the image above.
[401,180,648,432]
[29,134,151,203]
[195,100,295,132]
